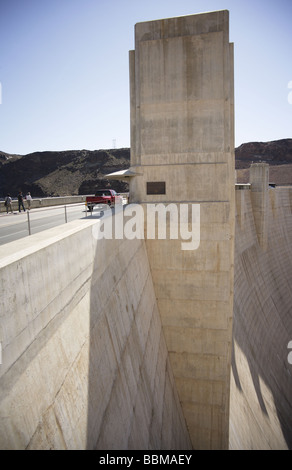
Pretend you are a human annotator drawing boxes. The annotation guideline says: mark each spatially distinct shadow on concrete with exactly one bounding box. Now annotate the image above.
[85,223,124,449]
[231,239,292,448]
[84,209,192,449]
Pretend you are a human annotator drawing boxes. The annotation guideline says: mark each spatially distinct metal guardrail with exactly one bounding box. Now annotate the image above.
[25,203,87,236]
[0,195,87,214]
[0,193,129,214]
[1,193,129,239]
[0,203,87,239]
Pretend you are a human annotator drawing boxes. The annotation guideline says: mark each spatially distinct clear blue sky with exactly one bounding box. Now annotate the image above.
[0,0,291,155]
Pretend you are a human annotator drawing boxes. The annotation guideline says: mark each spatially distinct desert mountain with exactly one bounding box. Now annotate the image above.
[235,138,292,184]
[0,148,130,197]
[0,139,291,198]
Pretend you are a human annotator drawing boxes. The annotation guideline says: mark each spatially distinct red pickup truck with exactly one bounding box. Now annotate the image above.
[86,189,123,212]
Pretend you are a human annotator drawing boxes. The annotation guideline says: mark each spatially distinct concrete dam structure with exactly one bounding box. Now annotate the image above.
[0,11,291,450]
[230,165,292,450]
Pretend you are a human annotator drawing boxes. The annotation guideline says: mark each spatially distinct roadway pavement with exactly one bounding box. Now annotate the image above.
[0,204,89,246]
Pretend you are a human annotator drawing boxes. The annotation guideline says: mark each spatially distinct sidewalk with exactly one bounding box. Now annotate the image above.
[0,211,19,217]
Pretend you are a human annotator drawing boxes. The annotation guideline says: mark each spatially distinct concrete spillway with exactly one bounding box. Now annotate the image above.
[230,181,292,449]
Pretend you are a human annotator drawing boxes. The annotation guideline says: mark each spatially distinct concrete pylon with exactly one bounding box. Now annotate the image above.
[129,10,235,449]
[250,163,269,251]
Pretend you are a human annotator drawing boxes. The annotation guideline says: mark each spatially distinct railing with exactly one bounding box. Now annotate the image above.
[0,195,87,214]
[23,203,87,237]
[0,193,129,214]
[0,194,129,243]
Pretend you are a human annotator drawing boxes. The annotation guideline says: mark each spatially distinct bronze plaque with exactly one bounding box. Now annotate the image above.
[146,181,166,195]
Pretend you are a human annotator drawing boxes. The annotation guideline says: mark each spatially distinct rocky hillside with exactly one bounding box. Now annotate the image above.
[235,139,292,184]
[0,148,130,197]
[0,139,291,197]
[235,139,292,167]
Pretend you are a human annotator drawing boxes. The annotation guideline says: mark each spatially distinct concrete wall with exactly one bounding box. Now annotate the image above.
[129,10,235,449]
[0,215,191,449]
[230,182,292,449]
[0,195,87,213]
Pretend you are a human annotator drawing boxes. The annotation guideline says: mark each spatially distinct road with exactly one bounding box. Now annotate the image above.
[0,204,89,246]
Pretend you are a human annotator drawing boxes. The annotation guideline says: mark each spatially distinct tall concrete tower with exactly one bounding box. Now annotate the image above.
[129,10,235,449]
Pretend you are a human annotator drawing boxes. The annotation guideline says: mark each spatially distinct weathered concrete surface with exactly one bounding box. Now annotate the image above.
[249,163,269,251]
[230,182,292,449]
[129,10,235,449]
[0,215,191,449]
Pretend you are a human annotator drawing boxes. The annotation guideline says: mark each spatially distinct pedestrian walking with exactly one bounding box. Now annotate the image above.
[17,191,26,212]
[4,194,13,213]
[26,192,32,210]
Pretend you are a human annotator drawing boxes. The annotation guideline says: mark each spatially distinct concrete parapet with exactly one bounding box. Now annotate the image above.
[0,215,191,449]
[0,195,87,213]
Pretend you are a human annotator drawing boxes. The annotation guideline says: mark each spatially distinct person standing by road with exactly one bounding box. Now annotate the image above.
[17,191,26,212]
[4,194,13,213]
[26,192,32,210]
